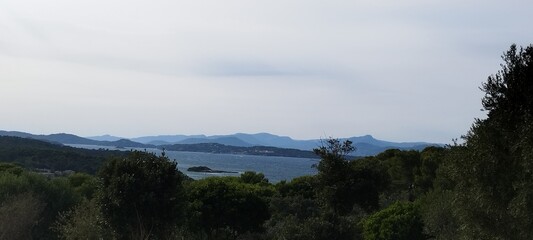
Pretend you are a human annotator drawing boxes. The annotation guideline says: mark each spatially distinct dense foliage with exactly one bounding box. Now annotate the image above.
[98,151,186,239]
[362,201,425,240]
[186,176,273,238]
[0,164,81,239]
[0,44,531,239]
[440,44,533,239]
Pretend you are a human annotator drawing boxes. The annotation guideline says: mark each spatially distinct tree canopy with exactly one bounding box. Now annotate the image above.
[98,151,186,240]
[444,44,533,239]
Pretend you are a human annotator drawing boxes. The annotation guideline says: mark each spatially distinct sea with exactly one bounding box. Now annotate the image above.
[68,145,319,183]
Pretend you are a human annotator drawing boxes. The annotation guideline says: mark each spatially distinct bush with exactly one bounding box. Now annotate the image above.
[98,151,186,239]
[362,201,425,240]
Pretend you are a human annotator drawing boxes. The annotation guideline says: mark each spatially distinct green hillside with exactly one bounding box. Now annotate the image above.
[0,136,126,174]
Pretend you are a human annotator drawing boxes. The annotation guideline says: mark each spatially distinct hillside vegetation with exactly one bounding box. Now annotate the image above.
[0,136,126,174]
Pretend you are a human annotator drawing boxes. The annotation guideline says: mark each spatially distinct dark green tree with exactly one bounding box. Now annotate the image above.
[314,138,357,214]
[0,171,80,239]
[418,189,459,240]
[413,147,446,195]
[314,139,388,214]
[348,157,390,212]
[481,44,533,121]
[361,201,425,240]
[275,175,318,200]
[240,171,269,185]
[377,150,420,192]
[268,176,321,234]
[67,172,99,199]
[54,198,112,240]
[98,151,186,239]
[0,192,45,240]
[186,177,272,237]
[445,44,533,239]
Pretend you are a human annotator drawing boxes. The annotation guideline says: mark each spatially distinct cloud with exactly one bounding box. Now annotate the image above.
[0,0,531,142]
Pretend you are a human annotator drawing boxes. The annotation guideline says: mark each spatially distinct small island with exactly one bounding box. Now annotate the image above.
[187,166,237,174]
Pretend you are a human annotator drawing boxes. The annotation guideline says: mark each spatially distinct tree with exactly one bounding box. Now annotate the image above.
[314,138,357,214]
[98,151,186,239]
[0,171,80,240]
[67,172,99,199]
[186,177,272,237]
[377,150,420,194]
[413,147,446,195]
[54,199,112,240]
[361,201,425,240]
[275,175,319,200]
[445,44,533,239]
[268,176,321,235]
[240,171,269,185]
[0,192,45,240]
[481,44,533,122]
[314,138,355,161]
[314,139,388,214]
[418,189,459,240]
[348,158,390,211]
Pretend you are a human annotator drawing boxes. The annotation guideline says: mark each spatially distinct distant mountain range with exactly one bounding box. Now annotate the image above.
[112,132,439,156]
[0,130,151,148]
[0,130,441,157]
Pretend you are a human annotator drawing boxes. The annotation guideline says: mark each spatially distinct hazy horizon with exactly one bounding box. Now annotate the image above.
[2,0,532,143]
[0,129,453,144]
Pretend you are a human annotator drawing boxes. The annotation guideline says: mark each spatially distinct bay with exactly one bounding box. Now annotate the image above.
[68,144,319,182]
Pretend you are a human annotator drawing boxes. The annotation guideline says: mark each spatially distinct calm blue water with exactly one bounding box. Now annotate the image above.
[167,151,319,182]
[68,145,319,182]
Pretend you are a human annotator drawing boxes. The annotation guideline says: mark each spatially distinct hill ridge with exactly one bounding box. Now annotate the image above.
[1,130,441,156]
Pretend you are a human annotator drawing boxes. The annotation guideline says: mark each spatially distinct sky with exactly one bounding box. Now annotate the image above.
[1,0,532,143]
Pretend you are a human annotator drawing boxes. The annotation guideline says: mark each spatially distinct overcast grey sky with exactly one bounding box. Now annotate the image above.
[1,0,532,143]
